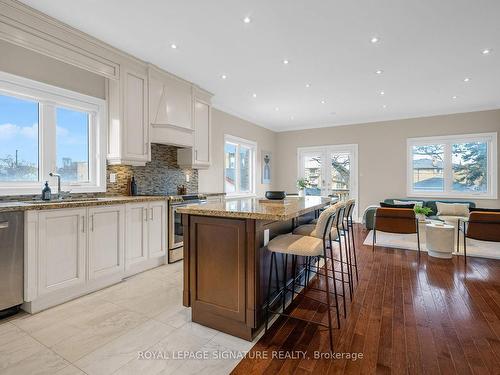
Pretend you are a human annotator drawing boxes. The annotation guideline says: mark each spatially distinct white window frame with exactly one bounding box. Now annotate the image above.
[0,71,107,196]
[407,132,497,199]
[223,134,256,197]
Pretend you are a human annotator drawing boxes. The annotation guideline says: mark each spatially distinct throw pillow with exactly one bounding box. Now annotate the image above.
[380,202,415,209]
[436,202,469,217]
[393,200,423,207]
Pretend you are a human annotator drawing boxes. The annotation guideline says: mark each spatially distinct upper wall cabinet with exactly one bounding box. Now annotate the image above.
[108,61,150,166]
[149,65,194,147]
[177,88,212,169]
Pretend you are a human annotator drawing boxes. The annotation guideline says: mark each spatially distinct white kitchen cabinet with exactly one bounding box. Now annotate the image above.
[108,62,150,166]
[177,89,212,169]
[23,202,167,313]
[124,200,166,275]
[37,208,87,296]
[88,205,125,280]
[148,200,166,258]
[125,203,148,267]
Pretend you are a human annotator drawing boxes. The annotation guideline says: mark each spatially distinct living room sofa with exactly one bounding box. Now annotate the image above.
[364,198,476,230]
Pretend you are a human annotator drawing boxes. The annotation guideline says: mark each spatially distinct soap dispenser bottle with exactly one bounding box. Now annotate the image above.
[130,176,138,196]
[42,181,51,201]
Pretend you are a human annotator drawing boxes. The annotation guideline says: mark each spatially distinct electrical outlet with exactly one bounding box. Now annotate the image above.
[110,173,116,183]
[185,173,190,183]
[264,229,270,246]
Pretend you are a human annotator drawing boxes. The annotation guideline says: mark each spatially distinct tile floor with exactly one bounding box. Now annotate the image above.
[0,262,256,375]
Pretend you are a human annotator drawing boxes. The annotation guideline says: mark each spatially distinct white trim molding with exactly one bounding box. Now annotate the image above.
[407,132,497,200]
[223,134,257,197]
[0,71,107,195]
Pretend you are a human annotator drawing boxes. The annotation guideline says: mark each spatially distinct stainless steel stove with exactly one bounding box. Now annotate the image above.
[167,194,206,263]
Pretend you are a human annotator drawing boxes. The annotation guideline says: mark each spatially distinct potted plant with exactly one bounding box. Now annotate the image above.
[296,178,310,197]
[414,206,432,222]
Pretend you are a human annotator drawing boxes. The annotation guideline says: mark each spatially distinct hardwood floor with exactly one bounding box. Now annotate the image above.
[232,224,500,374]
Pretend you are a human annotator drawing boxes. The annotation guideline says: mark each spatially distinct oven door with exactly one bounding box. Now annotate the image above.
[169,202,200,250]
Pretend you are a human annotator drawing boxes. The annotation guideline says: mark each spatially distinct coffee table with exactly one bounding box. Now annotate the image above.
[425,222,455,259]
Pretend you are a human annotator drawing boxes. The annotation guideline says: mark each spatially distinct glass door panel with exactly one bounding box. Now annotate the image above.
[330,152,351,201]
[302,152,323,196]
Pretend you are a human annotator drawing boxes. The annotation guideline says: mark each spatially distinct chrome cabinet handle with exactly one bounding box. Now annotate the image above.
[0,221,8,229]
[81,216,85,233]
[150,208,153,221]
[144,208,148,221]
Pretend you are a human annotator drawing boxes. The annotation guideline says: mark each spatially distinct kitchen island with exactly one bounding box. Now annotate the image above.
[178,196,330,340]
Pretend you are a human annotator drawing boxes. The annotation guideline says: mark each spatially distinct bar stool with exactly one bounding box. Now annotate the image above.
[293,202,351,317]
[265,205,341,351]
[341,199,359,284]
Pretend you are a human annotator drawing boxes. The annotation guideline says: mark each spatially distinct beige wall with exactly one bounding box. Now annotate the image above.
[198,109,277,196]
[275,109,500,215]
[0,40,105,99]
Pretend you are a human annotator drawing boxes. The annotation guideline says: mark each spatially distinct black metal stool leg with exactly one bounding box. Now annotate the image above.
[292,255,299,301]
[282,254,288,312]
[322,243,335,352]
[336,237,347,318]
[350,221,359,282]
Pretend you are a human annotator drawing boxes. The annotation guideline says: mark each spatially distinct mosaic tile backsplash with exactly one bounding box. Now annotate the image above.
[106,143,198,195]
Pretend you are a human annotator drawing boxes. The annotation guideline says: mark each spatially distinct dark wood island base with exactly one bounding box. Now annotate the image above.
[180,197,330,341]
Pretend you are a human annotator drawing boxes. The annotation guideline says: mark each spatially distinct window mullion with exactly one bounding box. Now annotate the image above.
[236,144,241,194]
[40,102,57,187]
[443,142,453,194]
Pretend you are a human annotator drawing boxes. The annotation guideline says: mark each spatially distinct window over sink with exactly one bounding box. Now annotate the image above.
[224,134,256,197]
[407,132,497,199]
[0,71,106,195]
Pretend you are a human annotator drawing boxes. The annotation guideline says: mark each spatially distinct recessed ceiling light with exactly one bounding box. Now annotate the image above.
[221,74,227,80]
[275,107,279,111]
[370,36,380,44]
[382,104,387,109]
[243,16,251,24]
[305,83,311,88]
[452,95,457,99]
[170,43,177,49]
[380,91,385,96]
[320,100,326,104]
[375,69,383,75]
[252,93,257,98]
[463,77,470,82]
[290,116,295,120]
[283,59,289,65]
[482,49,491,55]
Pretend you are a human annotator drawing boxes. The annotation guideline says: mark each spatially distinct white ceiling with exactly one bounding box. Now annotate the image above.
[19,0,500,132]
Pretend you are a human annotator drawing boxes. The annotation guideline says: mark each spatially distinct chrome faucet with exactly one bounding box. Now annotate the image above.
[49,172,70,200]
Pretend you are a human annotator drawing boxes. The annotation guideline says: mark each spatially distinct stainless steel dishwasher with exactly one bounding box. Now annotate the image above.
[0,211,23,317]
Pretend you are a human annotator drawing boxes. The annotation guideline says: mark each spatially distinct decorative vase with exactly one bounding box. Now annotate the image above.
[416,213,426,222]
[298,190,305,197]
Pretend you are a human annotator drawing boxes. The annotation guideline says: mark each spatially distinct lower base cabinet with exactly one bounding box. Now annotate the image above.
[24,202,167,313]
[88,205,125,280]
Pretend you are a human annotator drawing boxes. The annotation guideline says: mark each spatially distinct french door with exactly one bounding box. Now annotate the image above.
[298,144,358,218]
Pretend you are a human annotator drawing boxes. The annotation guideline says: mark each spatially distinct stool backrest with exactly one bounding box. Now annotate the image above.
[374,207,417,234]
[316,202,345,239]
[345,199,355,221]
[467,212,500,242]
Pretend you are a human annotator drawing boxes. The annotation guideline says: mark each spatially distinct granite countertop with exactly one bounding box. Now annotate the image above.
[0,195,167,213]
[176,196,330,220]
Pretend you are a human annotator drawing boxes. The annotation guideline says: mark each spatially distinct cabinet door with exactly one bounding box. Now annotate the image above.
[164,74,192,129]
[88,205,125,280]
[38,209,87,295]
[194,99,210,165]
[123,68,149,162]
[148,201,166,258]
[125,203,148,268]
